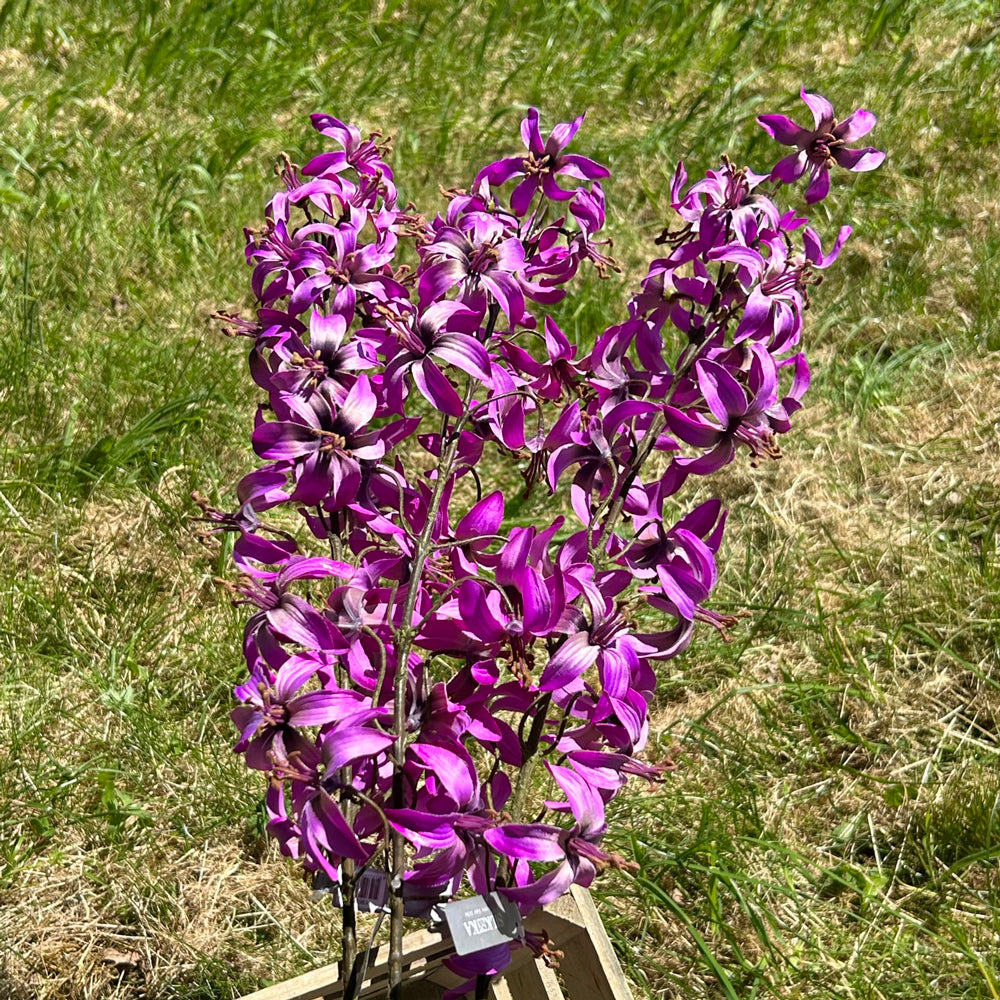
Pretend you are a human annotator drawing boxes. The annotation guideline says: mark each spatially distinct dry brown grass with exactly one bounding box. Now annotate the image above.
[0,838,346,1000]
[3,1,999,996]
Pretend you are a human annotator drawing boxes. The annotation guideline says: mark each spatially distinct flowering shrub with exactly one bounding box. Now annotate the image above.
[205,92,882,996]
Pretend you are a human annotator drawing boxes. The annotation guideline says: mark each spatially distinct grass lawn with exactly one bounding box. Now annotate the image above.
[1,1,999,997]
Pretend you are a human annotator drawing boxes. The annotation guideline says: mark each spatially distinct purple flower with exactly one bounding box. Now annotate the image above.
[538,594,642,700]
[252,375,386,507]
[499,316,583,400]
[253,310,376,402]
[547,398,663,524]
[220,104,882,944]
[664,352,780,474]
[758,88,885,203]
[387,753,511,905]
[381,301,492,417]
[232,652,367,770]
[475,108,609,216]
[485,763,622,908]
[418,212,527,325]
[304,114,397,204]
[442,944,514,1000]
[286,220,405,322]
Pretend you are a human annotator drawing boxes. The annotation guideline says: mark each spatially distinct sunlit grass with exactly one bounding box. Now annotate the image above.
[1,0,999,996]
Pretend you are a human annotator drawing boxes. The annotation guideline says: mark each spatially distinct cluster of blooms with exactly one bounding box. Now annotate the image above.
[207,90,882,994]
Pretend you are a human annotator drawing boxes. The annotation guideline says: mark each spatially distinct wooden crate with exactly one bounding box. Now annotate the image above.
[238,885,634,1000]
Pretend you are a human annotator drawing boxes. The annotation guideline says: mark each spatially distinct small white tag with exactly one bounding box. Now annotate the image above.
[440,893,523,956]
[313,868,391,913]
[354,868,391,911]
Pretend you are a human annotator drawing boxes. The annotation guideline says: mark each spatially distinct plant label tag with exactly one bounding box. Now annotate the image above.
[312,868,391,913]
[440,893,523,956]
[354,867,391,912]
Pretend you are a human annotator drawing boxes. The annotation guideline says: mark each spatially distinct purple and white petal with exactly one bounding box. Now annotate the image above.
[756,113,810,147]
[834,108,878,142]
[831,146,886,172]
[799,88,835,130]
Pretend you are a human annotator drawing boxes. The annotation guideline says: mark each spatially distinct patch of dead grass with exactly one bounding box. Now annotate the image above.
[638,344,1000,990]
[0,838,341,1000]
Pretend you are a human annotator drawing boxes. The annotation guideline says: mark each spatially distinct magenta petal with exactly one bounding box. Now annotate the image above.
[674,528,717,589]
[804,164,831,203]
[234,531,296,570]
[287,691,358,727]
[803,224,851,267]
[425,300,483,335]
[480,271,525,324]
[559,153,610,180]
[547,442,593,490]
[510,176,540,216]
[418,258,465,305]
[253,421,319,460]
[322,727,396,769]
[542,315,572,358]
[547,113,584,154]
[602,399,659,435]
[351,438,385,462]
[409,742,476,807]
[303,788,368,861]
[541,172,576,202]
[539,632,598,691]
[496,528,534,587]
[499,399,527,450]
[237,467,290,507]
[385,808,460,848]
[677,436,737,475]
[675,498,724,543]
[443,943,513,996]
[456,490,504,540]
[483,824,565,863]
[787,352,811,400]
[269,594,344,650]
[520,565,553,634]
[544,400,582,451]
[756,114,809,146]
[309,311,348,354]
[458,581,506,643]
[412,358,464,417]
[599,647,632,700]
[734,287,772,341]
[800,88,835,129]
[670,160,688,205]
[278,554,353,584]
[288,272,331,316]
[476,155,528,187]
[337,374,377,432]
[770,149,808,184]
[272,655,321,701]
[831,146,886,172]
[697,360,748,422]
[835,108,877,142]
[433,333,492,383]
[654,567,697,622]
[521,108,544,154]
[291,455,333,506]
[499,861,575,908]
[548,763,606,832]
[496,237,526,272]
[705,242,765,273]
[663,407,723,449]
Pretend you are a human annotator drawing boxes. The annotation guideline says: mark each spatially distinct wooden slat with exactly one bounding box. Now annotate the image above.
[237,887,631,1000]
[550,886,633,1000]
[496,957,564,999]
[238,925,455,1000]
